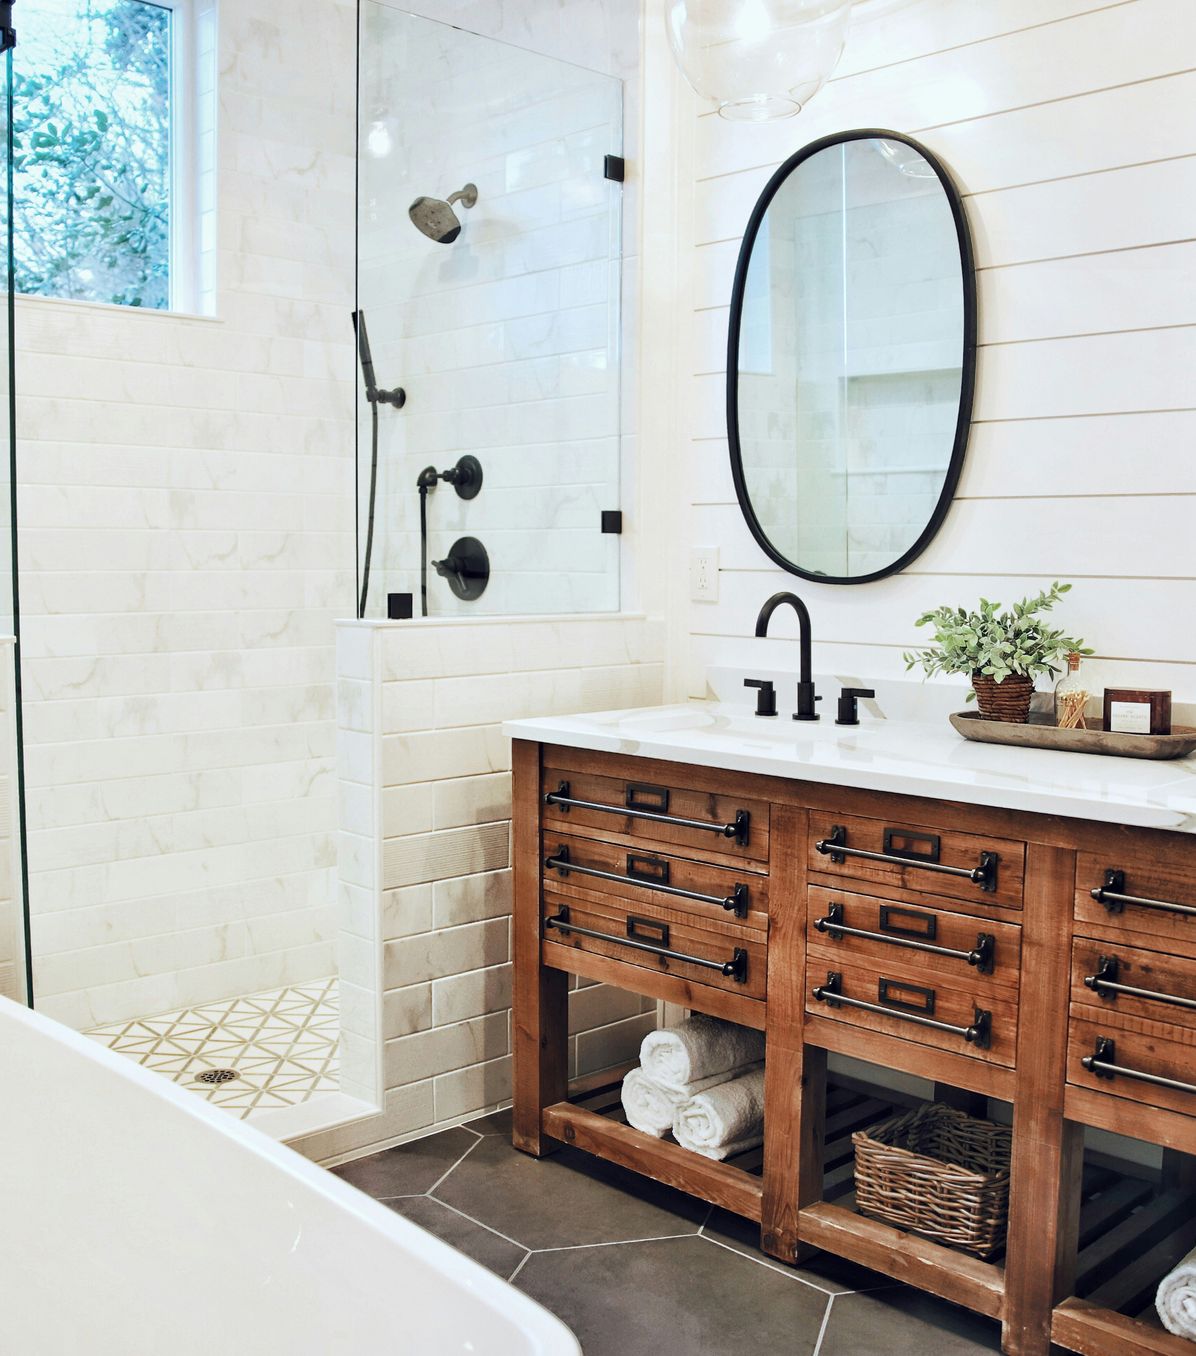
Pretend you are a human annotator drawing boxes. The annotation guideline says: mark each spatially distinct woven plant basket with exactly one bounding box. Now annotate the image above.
[853,1104,1012,1259]
[972,671,1035,724]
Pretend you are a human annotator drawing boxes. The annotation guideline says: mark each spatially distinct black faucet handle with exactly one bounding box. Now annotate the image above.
[744,678,777,718]
[835,686,876,727]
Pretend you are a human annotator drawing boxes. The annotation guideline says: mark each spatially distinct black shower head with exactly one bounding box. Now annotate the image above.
[409,183,478,244]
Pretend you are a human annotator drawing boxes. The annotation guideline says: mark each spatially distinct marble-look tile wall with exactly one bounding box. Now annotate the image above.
[291,614,664,1162]
[17,0,358,1028]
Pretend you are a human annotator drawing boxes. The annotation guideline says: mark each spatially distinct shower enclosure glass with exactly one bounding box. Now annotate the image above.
[356,4,624,618]
[0,17,29,1006]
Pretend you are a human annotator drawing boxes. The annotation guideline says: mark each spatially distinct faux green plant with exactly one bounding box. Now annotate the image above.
[903,582,1092,694]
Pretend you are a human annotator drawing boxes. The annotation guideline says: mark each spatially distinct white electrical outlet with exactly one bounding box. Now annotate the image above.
[690,547,719,602]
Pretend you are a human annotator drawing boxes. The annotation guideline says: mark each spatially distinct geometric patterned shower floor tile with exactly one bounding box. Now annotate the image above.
[84,976,340,1120]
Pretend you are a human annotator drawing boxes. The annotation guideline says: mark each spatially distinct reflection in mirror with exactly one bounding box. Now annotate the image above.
[728,131,975,584]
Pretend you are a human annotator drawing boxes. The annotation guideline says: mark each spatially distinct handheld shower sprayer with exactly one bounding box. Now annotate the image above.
[353,309,407,619]
[353,311,405,408]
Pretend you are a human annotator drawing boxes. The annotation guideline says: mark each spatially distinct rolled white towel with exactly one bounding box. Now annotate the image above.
[1157,1247,1196,1339]
[640,1014,765,1091]
[673,1067,766,1161]
[621,1062,764,1138]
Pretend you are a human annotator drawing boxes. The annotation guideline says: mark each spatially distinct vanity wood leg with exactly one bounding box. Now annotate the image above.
[1161,1148,1196,1191]
[511,739,567,1156]
[761,806,825,1264]
[1003,844,1083,1356]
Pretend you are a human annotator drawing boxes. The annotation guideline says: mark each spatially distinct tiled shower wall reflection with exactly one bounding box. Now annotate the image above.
[356,6,625,617]
[292,615,664,1161]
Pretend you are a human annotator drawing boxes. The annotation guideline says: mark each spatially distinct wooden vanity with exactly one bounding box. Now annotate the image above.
[511,737,1196,1356]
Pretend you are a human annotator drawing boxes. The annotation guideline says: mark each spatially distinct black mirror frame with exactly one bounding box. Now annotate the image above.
[725,128,977,586]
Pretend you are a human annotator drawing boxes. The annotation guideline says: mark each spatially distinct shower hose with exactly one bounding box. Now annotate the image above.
[357,397,380,619]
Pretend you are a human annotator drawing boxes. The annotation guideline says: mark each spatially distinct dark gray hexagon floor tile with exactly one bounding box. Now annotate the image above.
[432,1134,708,1250]
[703,1206,894,1293]
[463,1107,513,1136]
[379,1195,526,1279]
[332,1126,477,1199]
[820,1287,1002,1354]
[516,1235,828,1356]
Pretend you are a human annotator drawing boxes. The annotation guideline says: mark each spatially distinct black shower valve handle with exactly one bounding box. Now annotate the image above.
[433,554,467,592]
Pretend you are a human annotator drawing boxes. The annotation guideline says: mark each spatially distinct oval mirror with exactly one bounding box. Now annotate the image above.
[727,130,975,584]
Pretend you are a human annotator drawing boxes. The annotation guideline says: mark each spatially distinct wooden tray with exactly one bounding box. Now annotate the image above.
[949,711,1196,761]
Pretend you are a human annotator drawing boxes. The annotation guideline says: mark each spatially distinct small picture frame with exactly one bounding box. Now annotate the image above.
[1102,688,1172,736]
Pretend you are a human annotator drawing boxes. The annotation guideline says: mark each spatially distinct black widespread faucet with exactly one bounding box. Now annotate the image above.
[754,591,820,721]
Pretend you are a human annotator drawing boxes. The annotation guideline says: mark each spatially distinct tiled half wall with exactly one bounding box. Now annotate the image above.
[291,614,664,1162]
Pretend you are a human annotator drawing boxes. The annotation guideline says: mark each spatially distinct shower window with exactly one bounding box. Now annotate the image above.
[356,5,624,617]
[15,0,210,312]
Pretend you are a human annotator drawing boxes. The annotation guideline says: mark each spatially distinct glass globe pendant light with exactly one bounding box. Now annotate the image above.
[666,0,855,122]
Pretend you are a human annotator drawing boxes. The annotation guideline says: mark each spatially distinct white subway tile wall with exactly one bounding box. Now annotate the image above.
[683,0,1196,698]
[356,5,626,618]
[292,615,664,1162]
[18,0,358,1028]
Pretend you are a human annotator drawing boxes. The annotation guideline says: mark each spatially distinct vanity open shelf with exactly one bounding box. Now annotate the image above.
[510,734,1196,1356]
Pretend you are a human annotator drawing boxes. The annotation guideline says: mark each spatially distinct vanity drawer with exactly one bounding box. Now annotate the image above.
[805,951,1018,1067]
[542,889,766,1001]
[806,811,1025,911]
[1074,851,1196,960]
[1068,1014,1196,1120]
[542,832,768,935]
[1071,937,1196,1036]
[541,759,769,867]
[805,886,1021,992]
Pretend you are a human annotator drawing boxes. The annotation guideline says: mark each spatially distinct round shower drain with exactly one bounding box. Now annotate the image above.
[195,1068,239,1085]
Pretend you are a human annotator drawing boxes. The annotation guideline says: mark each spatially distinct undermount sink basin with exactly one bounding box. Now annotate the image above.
[603,704,878,740]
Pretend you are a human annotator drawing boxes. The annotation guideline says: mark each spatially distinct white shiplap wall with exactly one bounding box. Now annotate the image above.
[681,0,1196,699]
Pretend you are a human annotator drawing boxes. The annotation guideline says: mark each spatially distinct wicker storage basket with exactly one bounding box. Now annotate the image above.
[852,1104,1012,1259]
[971,671,1035,724]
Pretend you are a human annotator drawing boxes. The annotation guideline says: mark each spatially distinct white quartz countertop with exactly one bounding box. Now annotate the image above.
[505,697,1196,834]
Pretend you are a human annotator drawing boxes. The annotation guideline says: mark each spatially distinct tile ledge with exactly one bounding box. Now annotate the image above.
[337,612,652,630]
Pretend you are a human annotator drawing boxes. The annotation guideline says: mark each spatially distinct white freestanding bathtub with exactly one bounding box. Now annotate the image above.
[0,999,580,1356]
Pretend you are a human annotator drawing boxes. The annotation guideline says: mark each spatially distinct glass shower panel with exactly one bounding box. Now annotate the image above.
[356,5,622,618]
[0,18,29,1005]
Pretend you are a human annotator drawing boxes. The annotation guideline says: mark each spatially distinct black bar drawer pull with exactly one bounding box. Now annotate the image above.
[545,780,750,847]
[545,907,748,982]
[1091,869,1196,918]
[812,970,992,1048]
[1083,956,1196,1012]
[816,824,998,892]
[815,902,995,974]
[544,845,750,918]
[1082,1036,1196,1096]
